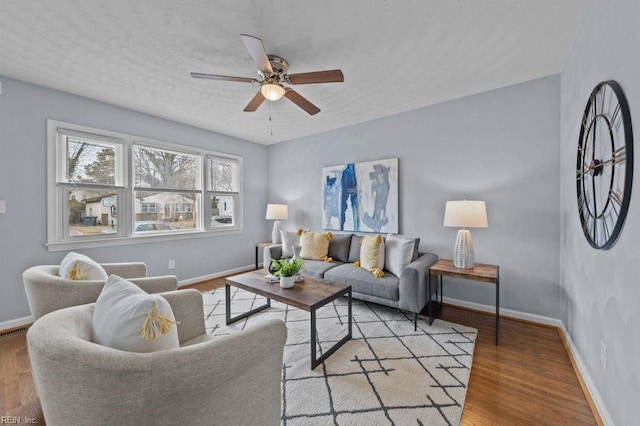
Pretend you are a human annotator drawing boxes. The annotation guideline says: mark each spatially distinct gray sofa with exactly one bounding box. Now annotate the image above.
[265,233,438,328]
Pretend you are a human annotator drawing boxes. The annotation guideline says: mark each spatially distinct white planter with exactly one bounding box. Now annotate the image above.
[280,275,295,289]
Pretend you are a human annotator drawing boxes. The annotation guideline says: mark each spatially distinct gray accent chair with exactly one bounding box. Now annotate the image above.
[23,263,178,320]
[264,233,439,328]
[27,289,288,426]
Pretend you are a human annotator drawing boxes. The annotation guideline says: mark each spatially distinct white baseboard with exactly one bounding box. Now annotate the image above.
[557,322,614,425]
[443,296,613,425]
[177,263,258,288]
[442,296,564,327]
[0,315,34,331]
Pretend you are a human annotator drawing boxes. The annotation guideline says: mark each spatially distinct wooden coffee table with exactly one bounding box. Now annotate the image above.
[225,269,352,369]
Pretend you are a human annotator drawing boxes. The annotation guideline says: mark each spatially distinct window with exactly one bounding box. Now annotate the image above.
[47,120,243,250]
[141,203,157,214]
[133,144,200,233]
[208,156,239,228]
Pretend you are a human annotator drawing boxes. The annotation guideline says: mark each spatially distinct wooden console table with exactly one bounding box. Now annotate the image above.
[429,259,500,345]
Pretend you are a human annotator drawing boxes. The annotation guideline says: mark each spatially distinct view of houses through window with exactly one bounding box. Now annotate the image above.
[49,122,242,247]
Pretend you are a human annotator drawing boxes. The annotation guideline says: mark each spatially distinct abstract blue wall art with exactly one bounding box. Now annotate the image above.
[322,158,398,233]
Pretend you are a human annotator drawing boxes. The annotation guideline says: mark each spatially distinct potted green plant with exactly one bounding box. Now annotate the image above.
[270,257,303,288]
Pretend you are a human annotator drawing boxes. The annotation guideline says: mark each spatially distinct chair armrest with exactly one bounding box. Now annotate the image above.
[101,262,147,278]
[23,276,106,320]
[129,275,178,294]
[398,253,439,313]
[149,319,287,425]
[263,244,283,265]
[159,289,206,345]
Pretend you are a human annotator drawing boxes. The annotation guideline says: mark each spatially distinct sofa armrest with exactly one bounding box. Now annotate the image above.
[263,244,283,266]
[101,262,147,278]
[398,253,439,314]
[159,289,206,344]
[129,275,178,294]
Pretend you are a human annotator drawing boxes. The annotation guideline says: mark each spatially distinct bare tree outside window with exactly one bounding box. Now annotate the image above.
[134,146,198,190]
[210,160,235,192]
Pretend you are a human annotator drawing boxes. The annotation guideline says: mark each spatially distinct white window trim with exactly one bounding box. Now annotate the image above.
[46,120,243,252]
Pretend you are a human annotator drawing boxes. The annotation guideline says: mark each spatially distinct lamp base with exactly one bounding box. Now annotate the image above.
[272,220,282,244]
[453,229,475,268]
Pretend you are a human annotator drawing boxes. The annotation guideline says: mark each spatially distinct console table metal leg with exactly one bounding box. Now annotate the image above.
[495,273,500,345]
[428,276,432,325]
[225,284,271,325]
[439,276,443,312]
[255,247,259,270]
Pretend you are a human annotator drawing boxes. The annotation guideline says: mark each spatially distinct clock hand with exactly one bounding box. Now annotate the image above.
[596,147,626,168]
[576,165,590,180]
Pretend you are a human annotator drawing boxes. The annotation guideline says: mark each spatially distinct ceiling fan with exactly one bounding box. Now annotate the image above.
[191,34,344,116]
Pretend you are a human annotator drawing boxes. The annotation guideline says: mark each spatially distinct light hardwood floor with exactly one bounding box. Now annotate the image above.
[1,275,600,425]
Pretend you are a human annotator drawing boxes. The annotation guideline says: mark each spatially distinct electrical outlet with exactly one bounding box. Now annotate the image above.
[168,260,175,270]
[600,341,607,370]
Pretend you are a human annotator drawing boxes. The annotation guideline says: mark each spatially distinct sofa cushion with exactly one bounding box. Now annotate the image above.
[299,231,332,260]
[348,234,363,262]
[59,252,108,281]
[93,275,179,353]
[328,233,352,262]
[302,260,343,278]
[360,235,385,273]
[280,230,300,258]
[325,264,400,301]
[385,234,416,277]
[397,235,421,261]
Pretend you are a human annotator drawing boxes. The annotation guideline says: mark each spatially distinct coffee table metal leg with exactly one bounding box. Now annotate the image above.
[310,287,352,370]
[495,273,500,345]
[225,284,271,325]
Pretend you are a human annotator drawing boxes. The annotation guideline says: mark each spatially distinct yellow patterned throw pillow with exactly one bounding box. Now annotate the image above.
[299,231,333,260]
[360,235,385,277]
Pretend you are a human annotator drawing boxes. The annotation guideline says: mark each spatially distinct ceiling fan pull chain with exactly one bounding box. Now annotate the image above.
[269,101,274,135]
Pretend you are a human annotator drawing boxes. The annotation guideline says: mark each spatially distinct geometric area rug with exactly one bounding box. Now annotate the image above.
[203,287,477,426]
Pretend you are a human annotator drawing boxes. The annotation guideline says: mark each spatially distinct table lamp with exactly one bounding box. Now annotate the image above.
[266,204,288,243]
[443,200,488,268]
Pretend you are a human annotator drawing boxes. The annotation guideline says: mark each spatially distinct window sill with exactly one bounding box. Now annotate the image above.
[46,228,244,252]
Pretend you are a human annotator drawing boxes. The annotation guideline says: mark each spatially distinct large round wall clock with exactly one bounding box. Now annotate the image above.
[577,80,633,250]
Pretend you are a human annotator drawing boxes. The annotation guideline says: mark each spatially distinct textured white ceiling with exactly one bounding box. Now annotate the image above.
[0,1,586,144]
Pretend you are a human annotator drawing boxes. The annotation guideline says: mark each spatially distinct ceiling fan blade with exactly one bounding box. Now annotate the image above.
[288,69,344,85]
[243,90,266,112]
[190,72,257,84]
[240,34,273,74]
[284,88,320,115]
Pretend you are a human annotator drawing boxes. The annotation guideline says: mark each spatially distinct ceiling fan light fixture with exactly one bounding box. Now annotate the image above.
[261,83,286,101]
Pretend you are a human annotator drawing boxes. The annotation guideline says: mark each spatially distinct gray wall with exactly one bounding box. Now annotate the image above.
[0,76,269,323]
[560,1,640,424]
[267,75,562,318]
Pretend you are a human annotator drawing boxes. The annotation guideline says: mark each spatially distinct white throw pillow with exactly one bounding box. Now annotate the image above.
[385,234,416,277]
[280,230,300,258]
[93,275,179,353]
[59,252,108,280]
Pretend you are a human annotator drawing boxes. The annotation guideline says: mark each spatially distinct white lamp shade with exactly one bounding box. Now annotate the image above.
[265,204,288,220]
[443,200,488,228]
[261,84,286,101]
